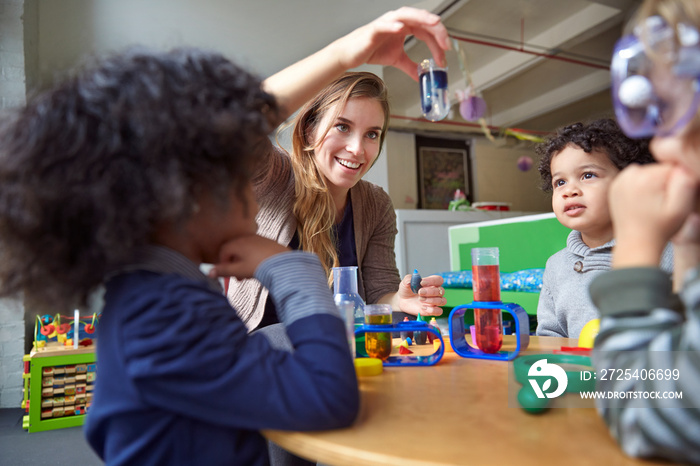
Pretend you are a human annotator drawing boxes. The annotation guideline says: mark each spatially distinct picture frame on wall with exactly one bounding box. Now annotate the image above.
[417,146,470,209]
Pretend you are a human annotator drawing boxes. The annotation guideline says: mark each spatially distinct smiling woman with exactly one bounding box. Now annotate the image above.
[227,72,448,333]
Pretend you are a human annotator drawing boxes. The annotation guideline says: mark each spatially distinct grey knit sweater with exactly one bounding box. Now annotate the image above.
[228,147,401,330]
[536,230,674,339]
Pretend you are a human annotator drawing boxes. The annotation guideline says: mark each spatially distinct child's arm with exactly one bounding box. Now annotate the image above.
[262,7,450,124]
[124,239,358,432]
[587,164,700,462]
[589,268,699,462]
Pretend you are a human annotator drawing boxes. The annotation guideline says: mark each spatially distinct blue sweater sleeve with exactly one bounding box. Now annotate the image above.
[120,254,359,432]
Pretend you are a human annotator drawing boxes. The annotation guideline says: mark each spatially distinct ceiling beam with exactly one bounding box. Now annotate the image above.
[489,69,610,127]
[458,2,620,93]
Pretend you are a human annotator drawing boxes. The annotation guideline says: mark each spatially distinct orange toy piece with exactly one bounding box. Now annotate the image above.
[441,336,454,352]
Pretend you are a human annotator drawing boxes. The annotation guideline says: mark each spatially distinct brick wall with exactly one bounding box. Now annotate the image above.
[0,0,26,408]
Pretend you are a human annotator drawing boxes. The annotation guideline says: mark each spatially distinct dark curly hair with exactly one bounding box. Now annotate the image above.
[536,118,653,192]
[0,48,278,311]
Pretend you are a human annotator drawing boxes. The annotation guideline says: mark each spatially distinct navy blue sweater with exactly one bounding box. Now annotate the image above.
[84,250,359,465]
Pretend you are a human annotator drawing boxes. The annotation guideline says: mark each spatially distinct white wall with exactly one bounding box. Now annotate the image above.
[471,138,552,212]
[384,131,552,213]
[385,130,419,209]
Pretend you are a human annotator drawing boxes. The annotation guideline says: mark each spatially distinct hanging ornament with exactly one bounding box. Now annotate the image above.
[453,39,494,141]
[456,87,487,122]
[517,156,534,172]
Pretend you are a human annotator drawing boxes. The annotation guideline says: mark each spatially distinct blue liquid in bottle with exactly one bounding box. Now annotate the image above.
[419,59,449,122]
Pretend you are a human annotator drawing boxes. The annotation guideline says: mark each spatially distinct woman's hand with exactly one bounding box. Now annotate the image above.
[264,7,450,120]
[208,235,290,280]
[336,7,451,81]
[609,163,698,269]
[396,273,446,316]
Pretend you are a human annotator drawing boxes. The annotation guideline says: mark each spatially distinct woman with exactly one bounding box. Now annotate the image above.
[228,71,447,331]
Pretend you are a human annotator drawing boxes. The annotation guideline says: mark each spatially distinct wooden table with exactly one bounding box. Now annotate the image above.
[263,336,670,465]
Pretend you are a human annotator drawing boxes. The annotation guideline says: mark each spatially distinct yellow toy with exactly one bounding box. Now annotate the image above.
[578,319,600,348]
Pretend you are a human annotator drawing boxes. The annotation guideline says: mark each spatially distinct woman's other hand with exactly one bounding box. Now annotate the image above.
[397,273,446,316]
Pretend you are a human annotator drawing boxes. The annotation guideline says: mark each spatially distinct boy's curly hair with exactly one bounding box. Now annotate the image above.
[536,118,653,192]
[0,48,278,311]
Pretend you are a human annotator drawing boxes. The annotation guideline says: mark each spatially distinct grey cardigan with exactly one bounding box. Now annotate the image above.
[228,147,401,330]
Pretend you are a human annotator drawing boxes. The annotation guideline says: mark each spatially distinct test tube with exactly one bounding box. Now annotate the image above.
[364,304,393,360]
[73,309,79,349]
[471,247,503,353]
[418,59,449,122]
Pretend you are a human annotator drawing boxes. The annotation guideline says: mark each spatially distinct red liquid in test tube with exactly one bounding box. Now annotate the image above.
[471,248,503,353]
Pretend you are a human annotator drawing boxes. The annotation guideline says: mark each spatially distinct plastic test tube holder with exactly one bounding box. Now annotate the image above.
[448,301,530,361]
[354,321,444,366]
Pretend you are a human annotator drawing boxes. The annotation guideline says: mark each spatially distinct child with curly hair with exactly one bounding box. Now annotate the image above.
[535,118,673,338]
[0,9,450,465]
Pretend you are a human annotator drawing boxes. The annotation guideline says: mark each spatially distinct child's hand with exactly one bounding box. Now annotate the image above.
[336,7,451,81]
[208,235,290,280]
[609,163,698,268]
[397,274,446,316]
[672,212,700,247]
[671,212,700,291]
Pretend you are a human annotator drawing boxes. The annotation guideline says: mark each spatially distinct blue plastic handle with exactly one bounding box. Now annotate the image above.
[354,321,444,366]
[448,301,530,361]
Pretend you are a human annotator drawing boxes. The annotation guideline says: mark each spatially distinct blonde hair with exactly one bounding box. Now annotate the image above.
[633,0,700,32]
[287,72,389,282]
